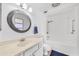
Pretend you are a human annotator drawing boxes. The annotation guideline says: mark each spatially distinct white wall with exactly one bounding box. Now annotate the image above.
[0,3,34,42]
[0,3,47,42]
[33,12,47,35]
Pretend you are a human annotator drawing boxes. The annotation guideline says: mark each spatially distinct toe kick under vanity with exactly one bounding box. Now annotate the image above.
[0,36,43,56]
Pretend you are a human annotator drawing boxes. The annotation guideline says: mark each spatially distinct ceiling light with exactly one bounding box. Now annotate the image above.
[28,7,32,12]
[22,3,28,9]
[52,3,60,7]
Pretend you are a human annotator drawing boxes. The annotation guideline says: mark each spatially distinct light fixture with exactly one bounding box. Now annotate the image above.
[16,3,32,13]
[28,7,32,12]
[52,3,60,7]
[21,3,28,9]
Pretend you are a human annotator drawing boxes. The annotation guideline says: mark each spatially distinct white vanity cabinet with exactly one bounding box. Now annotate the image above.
[0,36,43,56]
[16,41,43,56]
[24,41,43,56]
[15,45,39,56]
[33,41,43,56]
[24,44,39,56]
[33,46,43,56]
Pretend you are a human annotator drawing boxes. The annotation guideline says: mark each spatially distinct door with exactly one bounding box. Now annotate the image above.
[47,8,78,55]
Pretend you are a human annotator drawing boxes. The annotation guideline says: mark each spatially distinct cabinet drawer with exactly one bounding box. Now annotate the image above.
[15,52,24,56]
[38,41,43,48]
[34,47,43,56]
[33,42,43,56]
[24,44,38,56]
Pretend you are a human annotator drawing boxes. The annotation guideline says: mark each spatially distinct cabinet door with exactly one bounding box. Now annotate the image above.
[33,42,43,56]
[24,44,39,56]
[34,47,43,56]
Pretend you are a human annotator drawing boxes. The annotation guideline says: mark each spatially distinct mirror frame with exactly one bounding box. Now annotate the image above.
[7,10,31,33]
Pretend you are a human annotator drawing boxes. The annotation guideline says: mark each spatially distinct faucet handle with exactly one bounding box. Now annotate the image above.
[20,38,25,42]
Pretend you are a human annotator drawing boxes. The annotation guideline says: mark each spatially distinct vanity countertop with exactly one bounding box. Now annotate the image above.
[0,36,43,56]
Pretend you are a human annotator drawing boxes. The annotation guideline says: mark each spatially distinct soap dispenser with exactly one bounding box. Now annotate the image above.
[34,26,38,34]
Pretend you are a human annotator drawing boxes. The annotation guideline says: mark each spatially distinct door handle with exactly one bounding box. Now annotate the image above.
[71,19,75,34]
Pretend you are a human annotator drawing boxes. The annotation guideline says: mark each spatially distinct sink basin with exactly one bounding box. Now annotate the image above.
[17,38,28,47]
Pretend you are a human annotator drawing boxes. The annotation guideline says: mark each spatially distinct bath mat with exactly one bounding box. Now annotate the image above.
[50,50,68,56]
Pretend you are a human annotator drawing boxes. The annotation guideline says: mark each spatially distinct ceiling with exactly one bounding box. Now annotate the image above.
[26,3,52,13]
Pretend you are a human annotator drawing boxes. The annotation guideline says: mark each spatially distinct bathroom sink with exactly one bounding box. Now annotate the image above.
[17,38,29,47]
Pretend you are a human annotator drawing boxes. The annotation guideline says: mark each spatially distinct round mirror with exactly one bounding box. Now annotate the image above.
[7,10,31,33]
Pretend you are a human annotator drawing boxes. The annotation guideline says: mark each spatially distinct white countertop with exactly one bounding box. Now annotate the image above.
[0,36,42,56]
